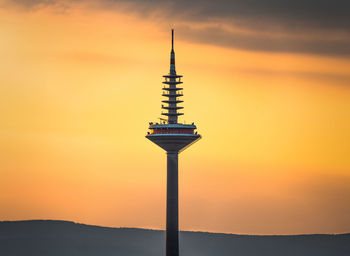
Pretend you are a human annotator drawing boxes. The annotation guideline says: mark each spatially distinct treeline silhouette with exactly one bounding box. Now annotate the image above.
[0,220,349,256]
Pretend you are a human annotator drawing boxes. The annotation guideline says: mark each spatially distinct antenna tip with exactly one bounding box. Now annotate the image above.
[171,29,174,50]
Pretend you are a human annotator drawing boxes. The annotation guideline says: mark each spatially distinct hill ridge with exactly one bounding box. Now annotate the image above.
[1,220,349,256]
[2,219,349,236]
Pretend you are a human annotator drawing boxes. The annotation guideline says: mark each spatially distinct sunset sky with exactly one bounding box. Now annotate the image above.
[1,0,350,235]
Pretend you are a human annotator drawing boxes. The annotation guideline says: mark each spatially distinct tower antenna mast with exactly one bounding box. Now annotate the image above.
[172,29,174,51]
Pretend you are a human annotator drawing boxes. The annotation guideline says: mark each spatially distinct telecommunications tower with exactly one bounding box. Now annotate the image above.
[146,30,201,256]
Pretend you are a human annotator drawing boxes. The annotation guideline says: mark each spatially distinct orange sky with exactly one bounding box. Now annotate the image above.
[0,2,350,234]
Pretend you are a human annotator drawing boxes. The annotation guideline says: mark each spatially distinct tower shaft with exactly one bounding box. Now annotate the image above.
[166,151,179,256]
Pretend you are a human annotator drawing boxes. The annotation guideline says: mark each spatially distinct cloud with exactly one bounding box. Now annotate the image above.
[8,0,350,56]
[178,24,350,56]
[109,0,350,31]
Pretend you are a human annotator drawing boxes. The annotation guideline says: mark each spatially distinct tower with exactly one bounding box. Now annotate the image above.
[146,30,201,256]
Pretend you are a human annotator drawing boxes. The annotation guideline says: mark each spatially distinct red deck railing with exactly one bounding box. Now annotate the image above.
[151,129,194,134]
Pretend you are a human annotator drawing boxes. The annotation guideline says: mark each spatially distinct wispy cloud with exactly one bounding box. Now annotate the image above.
[7,0,350,56]
[178,24,350,56]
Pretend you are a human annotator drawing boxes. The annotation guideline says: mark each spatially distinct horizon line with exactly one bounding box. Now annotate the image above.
[1,219,349,237]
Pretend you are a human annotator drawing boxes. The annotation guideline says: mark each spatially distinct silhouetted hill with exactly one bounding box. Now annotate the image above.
[0,220,349,256]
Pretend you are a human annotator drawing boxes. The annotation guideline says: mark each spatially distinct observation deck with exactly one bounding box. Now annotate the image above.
[146,123,200,152]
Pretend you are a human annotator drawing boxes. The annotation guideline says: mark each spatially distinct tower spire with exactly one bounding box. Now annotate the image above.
[172,29,174,51]
[170,29,176,75]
